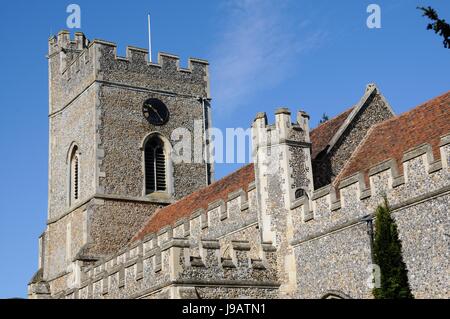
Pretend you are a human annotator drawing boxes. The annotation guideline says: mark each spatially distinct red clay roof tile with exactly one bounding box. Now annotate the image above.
[132,163,255,241]
[336,91,450,186]
[131,91,450,242]
[131,111,355,242]
[310,107,354,159]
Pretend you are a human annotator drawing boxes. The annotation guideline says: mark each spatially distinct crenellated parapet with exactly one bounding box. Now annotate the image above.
[52,179,274,298]
[48,31,96,114]
[291,133,450,245]
[48,31,210,114]
[252,108,310,150]
[60,237,278,299]
[132,182,259,246]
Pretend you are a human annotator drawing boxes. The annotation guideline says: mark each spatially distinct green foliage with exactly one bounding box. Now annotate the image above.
[372,199,414,299]
[319,113,329,125]
[418,6,450,49]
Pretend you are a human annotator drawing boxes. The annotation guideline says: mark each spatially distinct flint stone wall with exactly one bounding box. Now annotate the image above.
[291,139,450,299]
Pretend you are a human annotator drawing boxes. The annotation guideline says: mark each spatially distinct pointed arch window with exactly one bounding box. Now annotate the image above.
[69,146,80,204]
[145,136,167,194]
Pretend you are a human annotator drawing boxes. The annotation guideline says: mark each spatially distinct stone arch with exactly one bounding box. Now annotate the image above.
[67,143,81,207]
[141,132,174,198]
[321,290,352,299]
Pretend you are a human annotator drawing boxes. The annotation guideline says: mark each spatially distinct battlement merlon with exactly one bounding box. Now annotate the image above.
[290,133,450,246]
[252,108,311,150]
[65,238,278,299]
[48,31,210,102]
[49,30,209,68]
[48,30,90,55]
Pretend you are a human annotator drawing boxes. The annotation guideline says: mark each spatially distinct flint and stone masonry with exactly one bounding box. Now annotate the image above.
[28,31,450,299]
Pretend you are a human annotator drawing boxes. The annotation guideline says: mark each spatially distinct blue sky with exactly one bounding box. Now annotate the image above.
[0,0,449,298]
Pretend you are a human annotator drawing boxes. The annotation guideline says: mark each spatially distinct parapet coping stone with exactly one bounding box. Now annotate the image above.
[247,181,256,191]
[190,208,204,220]
[339,172,365,189]
[439,133,450,146]
[402,143,432,162]
[228,188,245,201]
[368,158,397,176]
[157,225,173,236]
[312,185,332,201]
[207,199,225,211]
[201,240,220,250]
[275,108,291,115]
[231,241,251,251]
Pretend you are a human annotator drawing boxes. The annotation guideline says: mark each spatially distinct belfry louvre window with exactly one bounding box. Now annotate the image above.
[70,147,80,203]
[145,136,167,194]
[73,155,79,200]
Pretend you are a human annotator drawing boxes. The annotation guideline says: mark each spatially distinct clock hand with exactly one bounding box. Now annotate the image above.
[154,109,164,122]
[148,104,164,122]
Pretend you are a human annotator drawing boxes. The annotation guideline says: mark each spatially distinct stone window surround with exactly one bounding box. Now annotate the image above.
[140,132,174,202]
[67,142,81,208]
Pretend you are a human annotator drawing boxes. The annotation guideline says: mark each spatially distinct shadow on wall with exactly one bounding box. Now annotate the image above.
[313,151,333,189]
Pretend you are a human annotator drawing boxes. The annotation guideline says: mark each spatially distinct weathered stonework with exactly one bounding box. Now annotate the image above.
[96,62,209,200]
[44,204,87,280]
[29,31,449,299]
[48,85,97,220]
[58,238,279,300]
[43,131,448,299]
[291,138,450,299]
[84,199,161,256]
[393,194,450,299]
[251,110,314,297]
[294,223,373,299]
[313,89,394,189]
[36,31,213,297]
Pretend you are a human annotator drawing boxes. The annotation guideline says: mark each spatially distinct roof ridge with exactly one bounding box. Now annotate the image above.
[185,162,252,196]
[325,85,385,156]
[131,89,450,245]
[209,163,253,185]
[131,163,256,242]
[311,106,354,132]
[146,163,253,215]
[376,90,450,126]
[335,89,450,186]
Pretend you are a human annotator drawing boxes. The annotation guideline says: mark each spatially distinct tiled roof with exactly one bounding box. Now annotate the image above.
[310,107,354,159]
[131,91,450,242]
[337,91,450,185]
[131,109,355,242]
[132,163,255,241]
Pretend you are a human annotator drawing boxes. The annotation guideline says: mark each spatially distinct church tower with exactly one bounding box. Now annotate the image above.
[29,31,212,297]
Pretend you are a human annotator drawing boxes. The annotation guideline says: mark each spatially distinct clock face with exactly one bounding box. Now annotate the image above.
[142,99,170,125]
